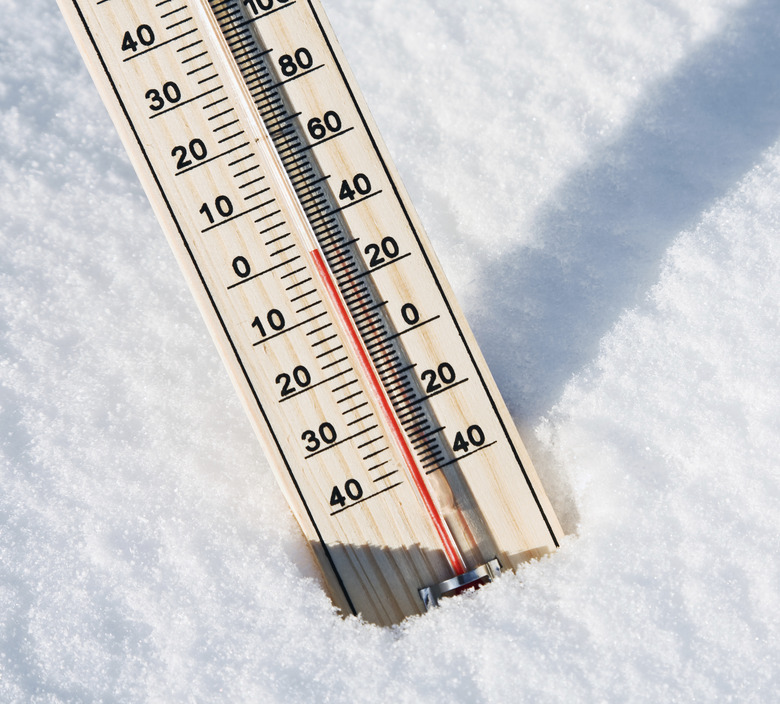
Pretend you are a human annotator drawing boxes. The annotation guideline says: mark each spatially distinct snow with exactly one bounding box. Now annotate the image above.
[2,0,779,700]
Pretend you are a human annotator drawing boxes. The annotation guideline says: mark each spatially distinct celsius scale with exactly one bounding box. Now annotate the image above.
[57,0,562,626]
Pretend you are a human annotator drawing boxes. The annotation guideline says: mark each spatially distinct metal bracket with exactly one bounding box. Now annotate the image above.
[419,558,502,610]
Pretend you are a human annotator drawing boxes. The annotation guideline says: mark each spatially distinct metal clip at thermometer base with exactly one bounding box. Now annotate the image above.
[56,0,563,626]
[419,558,502,611]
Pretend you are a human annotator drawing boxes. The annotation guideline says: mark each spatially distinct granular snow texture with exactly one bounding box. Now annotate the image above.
[1,0,778,701]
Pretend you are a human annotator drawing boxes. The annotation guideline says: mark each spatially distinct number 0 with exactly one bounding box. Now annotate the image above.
[401,303,420,326]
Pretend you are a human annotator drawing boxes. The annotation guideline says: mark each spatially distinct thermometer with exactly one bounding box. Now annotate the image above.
[57,0,562,626]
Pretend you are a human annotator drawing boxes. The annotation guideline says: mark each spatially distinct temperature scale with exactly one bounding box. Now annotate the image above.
[57,0,562,626]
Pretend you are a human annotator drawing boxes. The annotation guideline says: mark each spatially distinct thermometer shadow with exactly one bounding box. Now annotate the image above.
[312,539,545,626]
[471,0,780,421]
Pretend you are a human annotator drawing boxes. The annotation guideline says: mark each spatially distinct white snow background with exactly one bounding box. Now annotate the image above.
[1,0,779,700]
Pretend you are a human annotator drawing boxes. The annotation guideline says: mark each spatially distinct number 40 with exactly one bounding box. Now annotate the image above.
[330,479,363,508]
[122,25,155,53]
[452,425,486,453]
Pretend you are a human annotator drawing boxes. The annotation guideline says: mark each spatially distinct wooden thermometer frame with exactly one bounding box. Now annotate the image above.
[57,0,562,626]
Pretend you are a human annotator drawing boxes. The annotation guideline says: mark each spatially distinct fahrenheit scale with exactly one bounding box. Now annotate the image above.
[57,0,562,626]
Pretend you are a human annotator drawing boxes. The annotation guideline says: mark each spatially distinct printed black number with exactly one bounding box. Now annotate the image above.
[401,303,420,326]
[122,24,155,53]
[452,425,486,453]
[243,0,290,15]
[338,173,372,201]
[276,365,311,397]
[420,362,456,394]
[232,256,251,279]
[278,47,313,77]
[251,309,286,338]
[329,479,364,509]
[171,138,208,170]
[307,111,342,140]
[146,81,181,112]
[302,422,338,453]
[199,196,234,224]
[364,237,399,268]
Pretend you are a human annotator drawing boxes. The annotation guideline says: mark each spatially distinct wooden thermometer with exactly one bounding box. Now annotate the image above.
[57,0,562,626]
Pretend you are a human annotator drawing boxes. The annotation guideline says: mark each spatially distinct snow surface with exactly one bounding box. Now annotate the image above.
[2,0,779,700]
